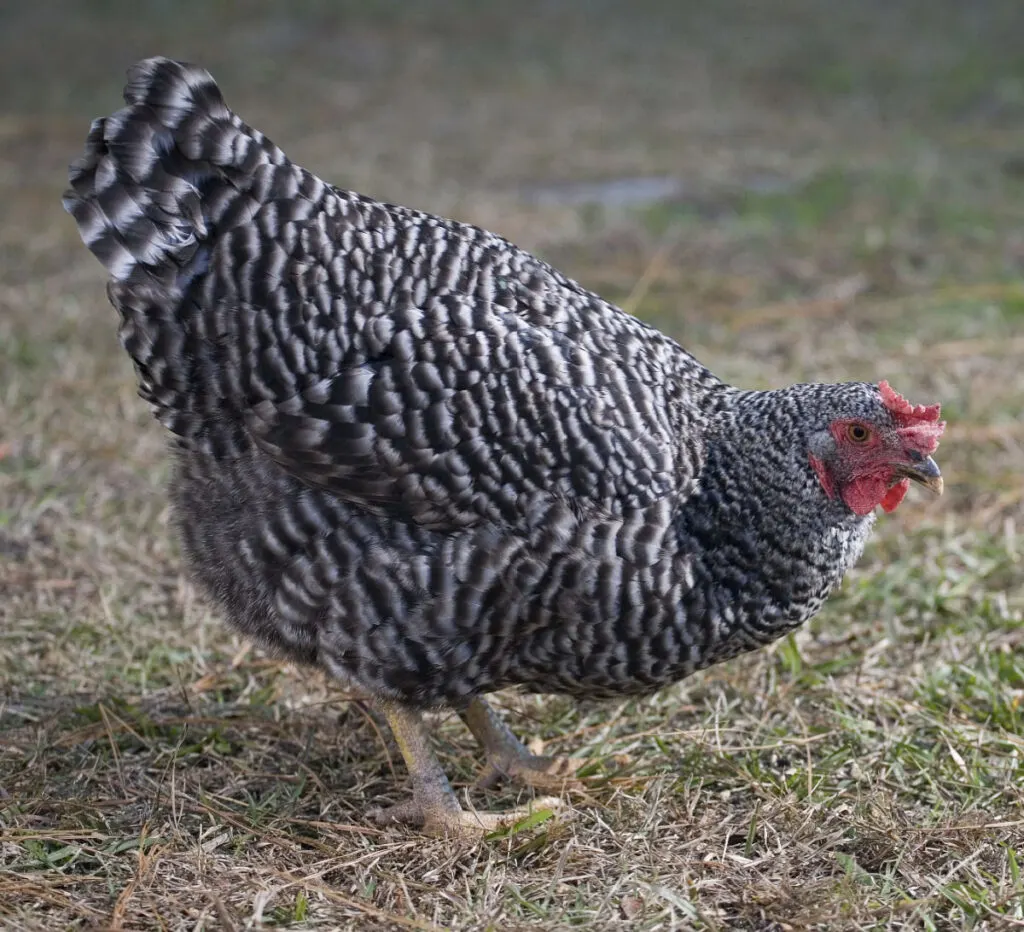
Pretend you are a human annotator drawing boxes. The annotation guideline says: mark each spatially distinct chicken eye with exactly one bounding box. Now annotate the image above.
[847,423,871,443]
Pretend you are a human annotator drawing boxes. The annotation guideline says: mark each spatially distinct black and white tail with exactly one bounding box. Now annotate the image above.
[63,56,286,289]
[62,58,297,437]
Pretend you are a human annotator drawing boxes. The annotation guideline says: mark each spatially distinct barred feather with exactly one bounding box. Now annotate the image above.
[64,58,935,707]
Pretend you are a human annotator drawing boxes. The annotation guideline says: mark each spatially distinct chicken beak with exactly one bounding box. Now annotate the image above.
[898,455,944,496]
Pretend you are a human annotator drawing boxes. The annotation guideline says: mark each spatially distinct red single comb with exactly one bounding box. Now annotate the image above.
[878,380,945,454]
[879,380,942,424]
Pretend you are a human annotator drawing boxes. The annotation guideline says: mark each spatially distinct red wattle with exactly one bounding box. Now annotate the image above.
[879,478,910,513]
[841,475,909,515]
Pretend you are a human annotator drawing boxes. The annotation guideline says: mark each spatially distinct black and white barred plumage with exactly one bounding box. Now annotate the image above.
[64,58,932,709]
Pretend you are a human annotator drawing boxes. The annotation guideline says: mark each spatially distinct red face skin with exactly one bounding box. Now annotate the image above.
[810,382,945,516]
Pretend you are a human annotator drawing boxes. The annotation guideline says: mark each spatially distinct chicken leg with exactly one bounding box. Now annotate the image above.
[461,697,583,791]
[367,698,561,838]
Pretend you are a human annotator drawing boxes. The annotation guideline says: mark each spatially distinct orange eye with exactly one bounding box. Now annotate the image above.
[847,423,871,443]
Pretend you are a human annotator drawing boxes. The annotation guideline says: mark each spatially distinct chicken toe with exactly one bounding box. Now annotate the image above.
[461,697,585,792]
[371,698,563,838]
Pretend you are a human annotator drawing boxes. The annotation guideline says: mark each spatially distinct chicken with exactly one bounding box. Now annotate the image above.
[63,58,946,837]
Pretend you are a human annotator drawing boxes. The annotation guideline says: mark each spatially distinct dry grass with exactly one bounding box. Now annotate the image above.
[2,1,1023,929]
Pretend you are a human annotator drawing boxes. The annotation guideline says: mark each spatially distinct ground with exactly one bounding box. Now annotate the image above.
[1,1,1023,929]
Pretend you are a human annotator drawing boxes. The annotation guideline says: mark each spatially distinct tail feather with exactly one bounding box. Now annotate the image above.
[62,56,284,289]
[62,57,295,439]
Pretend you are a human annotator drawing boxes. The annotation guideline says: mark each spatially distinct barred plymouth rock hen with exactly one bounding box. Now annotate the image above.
[64,58,946,836]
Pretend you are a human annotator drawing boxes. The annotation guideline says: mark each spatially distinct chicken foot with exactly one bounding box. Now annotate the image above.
[367,698,561,838]
[461,697,583,792]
